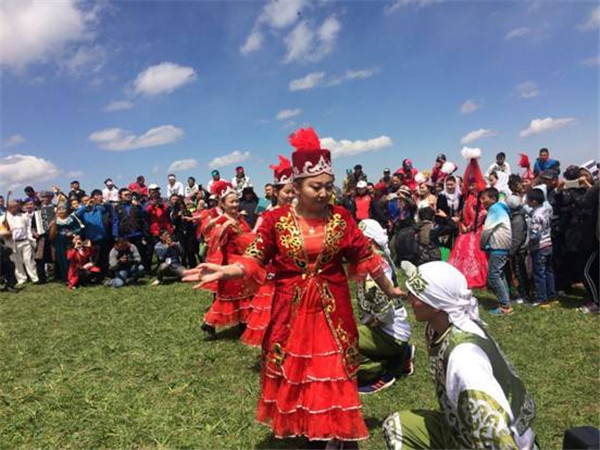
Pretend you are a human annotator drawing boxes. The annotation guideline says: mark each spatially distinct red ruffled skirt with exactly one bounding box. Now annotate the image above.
[256,282,368,441]
[204,295,252,328]
[241,279,274,348]
[448,229,488,289]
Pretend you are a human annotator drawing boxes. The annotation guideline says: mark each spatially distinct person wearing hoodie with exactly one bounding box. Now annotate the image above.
[506,194,530,304]
[480,187,513,315]
[527,188,556,308]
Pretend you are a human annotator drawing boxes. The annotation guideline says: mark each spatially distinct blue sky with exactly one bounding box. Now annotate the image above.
[1,0,598,193]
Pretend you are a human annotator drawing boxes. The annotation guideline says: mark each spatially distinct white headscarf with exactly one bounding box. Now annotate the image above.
[359,219,393,263]
[402,260,485,337]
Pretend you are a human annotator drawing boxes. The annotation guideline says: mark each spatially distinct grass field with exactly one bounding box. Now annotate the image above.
[1,279,598,449]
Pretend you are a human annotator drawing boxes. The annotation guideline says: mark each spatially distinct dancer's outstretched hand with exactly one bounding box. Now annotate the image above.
[183,263,224,289]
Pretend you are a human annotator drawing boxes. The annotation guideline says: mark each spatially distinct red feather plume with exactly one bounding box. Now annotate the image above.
[288,127,321,151]
[518,153,530,169]
[269,155,292,171]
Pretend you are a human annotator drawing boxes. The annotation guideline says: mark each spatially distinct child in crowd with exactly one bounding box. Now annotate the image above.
[527,188,556,308]
[356,219,415,394]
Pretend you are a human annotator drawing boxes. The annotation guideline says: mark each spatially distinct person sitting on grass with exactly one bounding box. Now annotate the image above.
[66,235,101,290]
[356,219,415,395]
[527,188,557,308]
[151,231,185,286]
[479,187,513,315]
[383,261,537,450]
[108,238,145,288]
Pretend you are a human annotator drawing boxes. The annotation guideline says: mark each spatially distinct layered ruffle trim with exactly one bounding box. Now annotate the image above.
[204,296,252,328]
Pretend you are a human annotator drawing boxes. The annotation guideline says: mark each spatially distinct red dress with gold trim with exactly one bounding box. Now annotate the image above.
[202,215,256,328]
[239,205,383,441]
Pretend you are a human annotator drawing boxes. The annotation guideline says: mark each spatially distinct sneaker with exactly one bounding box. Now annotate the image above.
[359,373,396,395]
[539,299,559,309]
[201,322,216,339]
[513,297,525,305]
[150,279,161,286]
[579,302,600,314]
[402,344,416,377]
[531,301,542,307]
[489,306,514,315]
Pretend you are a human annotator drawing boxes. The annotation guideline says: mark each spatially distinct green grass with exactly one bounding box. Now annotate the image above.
[1,280,598,449]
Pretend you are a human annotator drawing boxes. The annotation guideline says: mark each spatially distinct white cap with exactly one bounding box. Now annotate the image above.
[148,183,160,190]
[356,180,368,189]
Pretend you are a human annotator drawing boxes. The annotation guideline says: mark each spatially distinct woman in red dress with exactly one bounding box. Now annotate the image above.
[241,156,295,348]
[199,180,256,338]
[185,128,404,447]
[448,147,488,289]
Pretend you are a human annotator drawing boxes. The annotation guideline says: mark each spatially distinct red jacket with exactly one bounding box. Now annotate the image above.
[145,202,173,237]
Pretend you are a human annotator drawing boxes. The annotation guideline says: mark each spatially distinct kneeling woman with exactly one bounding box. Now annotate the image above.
[185,128,403,446]
[200,181,255,337]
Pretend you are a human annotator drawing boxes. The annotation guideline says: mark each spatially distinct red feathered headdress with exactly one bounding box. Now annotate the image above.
[289,127,333,179]
[519,153,534,180]
[269,155,293,185]
[210,180,235,199]
[460,146,486,195]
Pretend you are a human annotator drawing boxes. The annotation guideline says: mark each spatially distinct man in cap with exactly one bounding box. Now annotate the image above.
[231,166,252,197]
[383,261,536,450]
[166,174,184,197]
[102,178,119,203]
[207,170,221,194]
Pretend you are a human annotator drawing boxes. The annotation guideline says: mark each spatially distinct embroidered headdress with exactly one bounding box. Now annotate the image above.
[289,127,333,179]
[269,155,293,186]
[460,146,486,196]
[210,180,236,199]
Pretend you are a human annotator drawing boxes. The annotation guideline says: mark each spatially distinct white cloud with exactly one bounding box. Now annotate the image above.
[240,0,306,55]
[385,0,441,15]
[460,128,498,145]
[168,159,198,172]
[284,16,341,63]
[289,68,378,91]
[0,0,101,72]
[60,44,106,78]
[152,165,161,174]
[320,135,393,158]
[2,134,26,148]
[104,100,134,112]
[289,71,326,91]
[133,62,197,96]
[515,81,540,99]
[578,6,600,31]
[505,27,530,40]
[89,125,184,151]
[276,108,302,120]
[0,154,60,189]
[208,151,251,169]
[240,30,264,55]
[582,56,600,67]
[519,117,575,138]
[460,99,482,114]
[67,171,85,178]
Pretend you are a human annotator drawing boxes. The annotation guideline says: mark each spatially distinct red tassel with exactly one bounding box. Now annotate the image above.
[518,153,530,169]
[288,127,321,151]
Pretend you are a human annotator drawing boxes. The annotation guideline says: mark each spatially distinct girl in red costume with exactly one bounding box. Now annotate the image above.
[185,128,403,447]
[448,147,488,288]
[241,156,295,348]
[199,181,255,338]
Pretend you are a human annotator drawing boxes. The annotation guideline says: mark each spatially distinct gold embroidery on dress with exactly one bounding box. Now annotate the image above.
[275,212,307,270]
[243,234,264,261]
[317,212,347,267]
[272,342,285,367]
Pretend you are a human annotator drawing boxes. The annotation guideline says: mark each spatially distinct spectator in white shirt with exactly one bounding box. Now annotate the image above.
[166,174,184,197]
[485,152,511,178]
[4,200,39,284]
[102,178,120,203]
[231,166,252,196]
[184,176,199,199]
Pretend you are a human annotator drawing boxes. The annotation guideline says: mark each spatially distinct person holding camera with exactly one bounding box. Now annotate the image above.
[108,238,145,288]
[151,231,185,286]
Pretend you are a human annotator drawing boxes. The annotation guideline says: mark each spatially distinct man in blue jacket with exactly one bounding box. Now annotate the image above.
[75,190,117,275]
[533,147,560,176]
[480,187,513,315]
